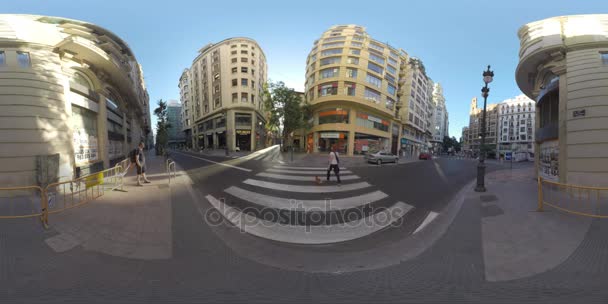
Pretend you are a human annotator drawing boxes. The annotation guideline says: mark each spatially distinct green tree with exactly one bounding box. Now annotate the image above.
[266,81,310,149]
[153,99,171,155]
[442,136,452,152]
[452,136,461,152]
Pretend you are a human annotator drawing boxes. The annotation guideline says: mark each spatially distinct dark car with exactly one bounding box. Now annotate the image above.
[419,152,432,160]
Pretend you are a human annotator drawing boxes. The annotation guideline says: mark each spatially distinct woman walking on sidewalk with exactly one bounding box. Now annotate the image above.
[327,146,341,184]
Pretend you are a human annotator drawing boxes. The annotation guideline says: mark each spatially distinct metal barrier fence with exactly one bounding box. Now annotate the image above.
[0,185,48,228]
[0,164,125,228]
[166,159,177,184]
[44,165,124,217]
[116,158,130,175]
[538,176,608,218]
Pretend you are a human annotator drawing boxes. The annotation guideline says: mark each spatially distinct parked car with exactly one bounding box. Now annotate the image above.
[365,151,399,165]
[419,152,433,160]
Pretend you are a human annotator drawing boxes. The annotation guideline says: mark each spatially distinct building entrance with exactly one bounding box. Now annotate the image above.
[236,130,252,151]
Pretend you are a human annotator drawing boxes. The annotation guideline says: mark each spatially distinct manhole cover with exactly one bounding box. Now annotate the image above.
[480,194,498,202]
[481,205,504,217]
[157,184,170,189]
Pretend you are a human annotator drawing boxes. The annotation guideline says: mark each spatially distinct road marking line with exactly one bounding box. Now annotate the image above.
[224,186,387,211]
[171,151,252,172]
[267,168,353,175]
[243,179,369,193]
[256,172,359,181]
[205,195,412,244]
[262,150,277,161]
[273,166,347,170]
[413,211,439,234]
[254,154,266,160]
[237,145,279,161]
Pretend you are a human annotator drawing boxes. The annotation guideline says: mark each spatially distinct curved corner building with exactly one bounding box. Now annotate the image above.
[0,14,151,186]
[179,38,268,152]
[305,25,434,156]
[515,14,608,186]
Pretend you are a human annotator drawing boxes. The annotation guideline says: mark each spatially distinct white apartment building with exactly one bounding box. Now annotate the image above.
[497,94,536,161]
[431,83,449,152]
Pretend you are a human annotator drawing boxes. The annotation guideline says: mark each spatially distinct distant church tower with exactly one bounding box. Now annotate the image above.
[470,97,478,115]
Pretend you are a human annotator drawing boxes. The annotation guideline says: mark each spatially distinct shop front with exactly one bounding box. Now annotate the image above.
[72,105,102,177]
[391,123,400,155]
[235,113,252,151]
[354,133,389,155]
[236,130,252,151]
[318,131,348,154]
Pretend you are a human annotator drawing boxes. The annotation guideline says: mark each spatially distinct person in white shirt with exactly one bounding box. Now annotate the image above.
[326,146,341,184]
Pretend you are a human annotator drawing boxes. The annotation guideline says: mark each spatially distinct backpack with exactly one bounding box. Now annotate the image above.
[129,148,138,163]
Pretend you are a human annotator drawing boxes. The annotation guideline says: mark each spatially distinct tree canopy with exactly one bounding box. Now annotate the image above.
[264,81,312,147]
[153,99,171,155]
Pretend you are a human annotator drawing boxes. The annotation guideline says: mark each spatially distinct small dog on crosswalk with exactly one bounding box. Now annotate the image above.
[315,176,323,185]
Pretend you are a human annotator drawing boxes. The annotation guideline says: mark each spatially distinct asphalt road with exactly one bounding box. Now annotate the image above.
[169,151,520,252]
[3,150,604,303]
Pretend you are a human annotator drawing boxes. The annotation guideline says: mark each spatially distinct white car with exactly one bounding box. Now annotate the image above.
[365,151,399,165]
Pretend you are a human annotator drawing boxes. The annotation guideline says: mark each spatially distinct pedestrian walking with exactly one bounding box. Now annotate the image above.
[135,141,151,186]
[326,146,341,184]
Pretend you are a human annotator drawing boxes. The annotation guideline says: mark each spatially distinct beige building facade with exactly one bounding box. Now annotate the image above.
[304,25,436,157]
[0,14,150,187]
[516,14,608,185]
[179,38,268,152]
[465,97,499,157]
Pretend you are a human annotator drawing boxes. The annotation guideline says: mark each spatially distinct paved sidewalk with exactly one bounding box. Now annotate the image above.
[475,166,594,281]
[45,152,174,260]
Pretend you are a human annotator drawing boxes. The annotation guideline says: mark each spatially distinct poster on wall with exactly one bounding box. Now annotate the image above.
[73,129,98,166]
[539,140,558,181]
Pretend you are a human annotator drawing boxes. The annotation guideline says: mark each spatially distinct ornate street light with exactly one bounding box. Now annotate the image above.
[475,65,494,192]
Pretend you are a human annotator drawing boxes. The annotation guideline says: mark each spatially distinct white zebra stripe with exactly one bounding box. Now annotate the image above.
[224,186,387,211]
[256,172,359,181]
[273,166,347,170]
[206,194,413,244]
[267,168,352,175]
[242,179,369,193]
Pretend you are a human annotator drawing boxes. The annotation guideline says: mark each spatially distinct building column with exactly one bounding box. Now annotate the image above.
[313,131,319,153]
[558,76,568,183]
[251,112,256,151]
[122,113,128,157]
[97,94,109,169]
[347,130,355,156]
[226,109,234,152]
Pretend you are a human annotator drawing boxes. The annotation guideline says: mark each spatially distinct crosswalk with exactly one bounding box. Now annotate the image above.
[205,164,440,245]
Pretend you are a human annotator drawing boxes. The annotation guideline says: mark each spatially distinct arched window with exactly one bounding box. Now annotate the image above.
[73,72,93,90]
[106,89,122,109]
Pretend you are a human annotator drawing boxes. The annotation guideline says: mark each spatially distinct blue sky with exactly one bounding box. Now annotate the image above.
[5,0,607,139]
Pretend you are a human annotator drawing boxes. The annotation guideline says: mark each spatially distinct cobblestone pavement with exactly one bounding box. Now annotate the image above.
[0,157,607,303]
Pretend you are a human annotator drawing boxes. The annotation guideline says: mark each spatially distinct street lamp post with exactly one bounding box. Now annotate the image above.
[475,65,494,192]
